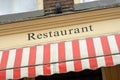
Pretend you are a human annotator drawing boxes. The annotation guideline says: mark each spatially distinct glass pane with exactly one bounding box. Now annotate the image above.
[81,0,98,3]
[0,0,12,15]
[0,0,38,15]
[14,0,38,13]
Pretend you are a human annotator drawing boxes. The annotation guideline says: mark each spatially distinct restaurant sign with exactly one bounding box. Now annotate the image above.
[0,19,120,50]
[28,25,93,41]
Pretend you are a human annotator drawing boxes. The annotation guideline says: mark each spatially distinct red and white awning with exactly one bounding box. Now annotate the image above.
[0,34,120,80]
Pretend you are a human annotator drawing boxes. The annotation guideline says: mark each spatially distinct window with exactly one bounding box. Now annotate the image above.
[80,0,98,3]
[0,0,39,15]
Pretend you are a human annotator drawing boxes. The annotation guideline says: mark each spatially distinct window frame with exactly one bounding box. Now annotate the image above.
[74,0,120,10]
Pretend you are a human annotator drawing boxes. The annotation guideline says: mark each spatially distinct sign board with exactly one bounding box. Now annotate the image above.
[0,18,120,50]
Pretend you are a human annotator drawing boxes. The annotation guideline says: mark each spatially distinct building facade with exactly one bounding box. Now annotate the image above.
[0,0,120,80]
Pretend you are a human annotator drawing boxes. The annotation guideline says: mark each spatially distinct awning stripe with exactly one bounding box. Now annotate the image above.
[0,34,120,79]
[65,42,74,72]
[58,42,67,73]
[86,38,98,69]
[101,36,114,66]
[21,48,29,78]
[112,54,120,65]
[108,35,119,53]
[101,36,111,55]
[28,46,36,77]
[72,40,82,71]
[79,39,90,70]
[13,48,22,79]
[115,34,120,52]
[6,50,16,79]
[36,45,43,75]
[43,44,51,75]
[0,51,9,80]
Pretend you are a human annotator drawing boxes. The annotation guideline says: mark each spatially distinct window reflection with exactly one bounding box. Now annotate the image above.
[81,0,98,3]
[0,0,38,15]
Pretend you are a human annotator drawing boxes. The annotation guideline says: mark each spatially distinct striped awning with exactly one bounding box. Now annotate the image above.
[0,34,120,80]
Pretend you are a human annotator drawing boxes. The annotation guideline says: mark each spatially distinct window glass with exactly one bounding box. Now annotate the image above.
[0,0,12,15]
[0,0,38,15]
[81,0,98,3]
[14,0,38,13]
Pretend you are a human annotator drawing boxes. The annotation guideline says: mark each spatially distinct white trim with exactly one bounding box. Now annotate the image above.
[74,0,81,4]
[37,0,44,10]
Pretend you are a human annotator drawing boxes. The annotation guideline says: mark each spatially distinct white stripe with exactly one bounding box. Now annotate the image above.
[36,45,44,75]
[6,49,16,79]
[108,35,119,54]
[21,47,30,78]
[50,44,58,62]
[93,37,106,67]
[50,64,54,75]
[65,41,74,71]
[53,63,59,74]
[65,41,73,60]
[6,69,13,80]
[0,51,2,64]
[81,59,90,70]
[96,57,106,67]
[66,61,75,72]
[112,54,120,65]
[36,65,43,75]
[79,39,89,58]
[79,39,90,69]
[93,37,104,56]
[6,50,16,68]
[21,48,30,66]
[36,45,43,64]
[21,67,28,78]
[50,44,59,74]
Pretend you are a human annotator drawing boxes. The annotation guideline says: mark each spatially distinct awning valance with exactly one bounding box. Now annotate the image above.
[0,34,120,79]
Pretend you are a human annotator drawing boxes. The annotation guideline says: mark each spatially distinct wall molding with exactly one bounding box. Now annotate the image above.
[0,7,120,36]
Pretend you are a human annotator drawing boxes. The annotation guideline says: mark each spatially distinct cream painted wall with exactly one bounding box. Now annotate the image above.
[0,18,120,50]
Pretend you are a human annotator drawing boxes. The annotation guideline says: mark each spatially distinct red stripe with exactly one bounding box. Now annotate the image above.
[43,44,51,75]
[28,46,36,77]
[58,42,67,73]
[86,38,98,69]
[101,36,111,55]
[13,48,23,79]
[72,40,82,71]
[0,50,9,80]
[115,34,120,52]
[101,36,113,66]
[0,71,6,80]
